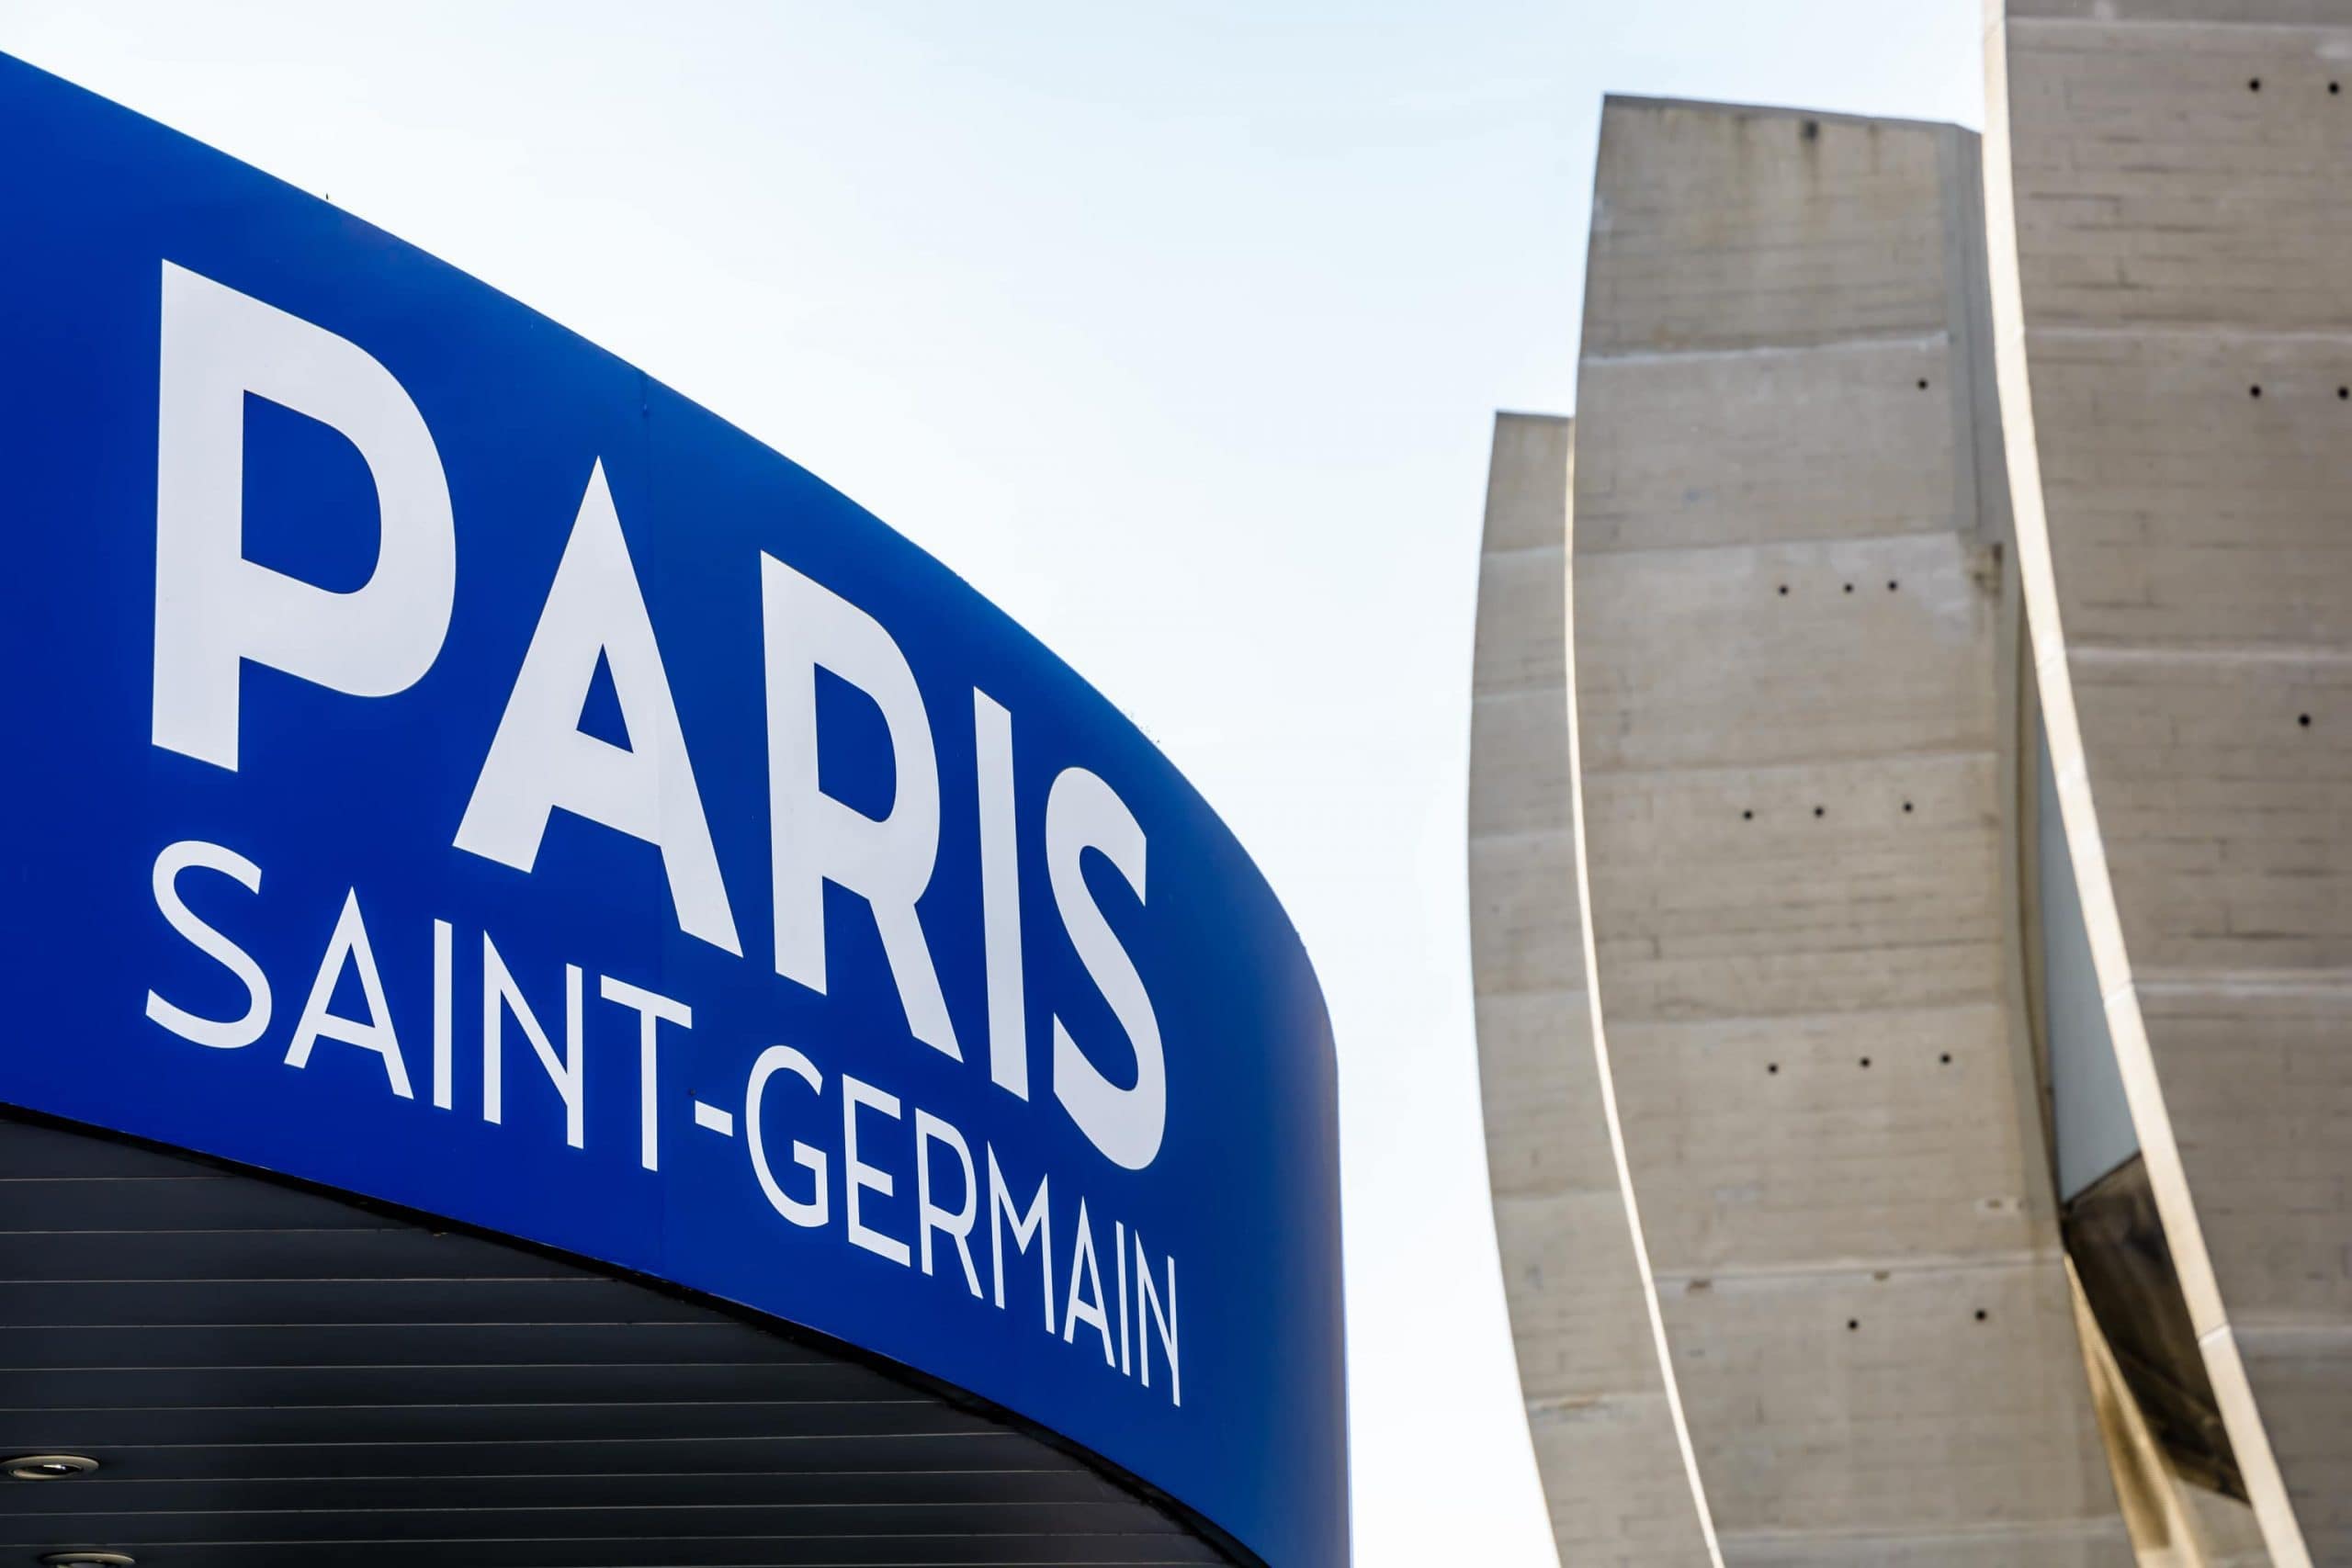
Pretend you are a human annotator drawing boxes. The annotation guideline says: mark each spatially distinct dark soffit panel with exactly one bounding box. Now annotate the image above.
[0,1112,1238,1568]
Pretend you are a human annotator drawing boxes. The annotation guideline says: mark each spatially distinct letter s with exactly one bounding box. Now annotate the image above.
[146,840,272,1049]
[1046,768,1164,1170]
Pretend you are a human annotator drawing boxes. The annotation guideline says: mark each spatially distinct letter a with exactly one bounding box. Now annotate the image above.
[457,461,740,954]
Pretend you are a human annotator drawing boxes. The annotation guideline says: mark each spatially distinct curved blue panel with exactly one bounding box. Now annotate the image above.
[0,54,1344,1568]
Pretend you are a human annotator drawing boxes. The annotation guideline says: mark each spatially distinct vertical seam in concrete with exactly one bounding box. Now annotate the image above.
[1976,6,2312,1562]
[1951,113,2068,1267]
[1564,512,1728,1568]
[2014,616,2066,1195]
[1937,128,1983,547]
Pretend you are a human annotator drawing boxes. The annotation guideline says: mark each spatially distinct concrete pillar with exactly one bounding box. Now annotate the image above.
[1569,96,2128,1566]
[1472,411,1718,1566]
[1983,5,2352,1562]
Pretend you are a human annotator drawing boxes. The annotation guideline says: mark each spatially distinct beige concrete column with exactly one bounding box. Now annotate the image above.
[1569,96,2129,1566]
[1981,4,2352,1562]
[1472,412,1719,1566]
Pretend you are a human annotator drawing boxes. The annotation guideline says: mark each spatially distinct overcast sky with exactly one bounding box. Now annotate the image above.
[0,4,1984,1560]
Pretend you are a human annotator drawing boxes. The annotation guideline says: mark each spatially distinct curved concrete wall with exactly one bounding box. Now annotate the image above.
[1983,5,2352,1562]
[1569,96,2129,1565]
[1471,412,1718,1566]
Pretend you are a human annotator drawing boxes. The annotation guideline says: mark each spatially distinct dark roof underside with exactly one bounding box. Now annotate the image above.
[0,1112,1235,1567]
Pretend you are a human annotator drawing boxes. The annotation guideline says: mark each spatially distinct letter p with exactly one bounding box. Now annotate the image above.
[153,263,455,770]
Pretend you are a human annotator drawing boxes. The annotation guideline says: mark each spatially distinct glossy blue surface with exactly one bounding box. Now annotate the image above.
[0,53,1345,1567]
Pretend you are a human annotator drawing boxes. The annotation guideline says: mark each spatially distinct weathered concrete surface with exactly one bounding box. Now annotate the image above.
[1470,412,1718,1566]
[1572,96,2130,1565]
[1984,5,2352,1562]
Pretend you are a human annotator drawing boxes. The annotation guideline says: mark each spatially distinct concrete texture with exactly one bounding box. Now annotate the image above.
[1470,412,1718,1566]
[1568,96,2131,1565]
[1984,4,2352,1561]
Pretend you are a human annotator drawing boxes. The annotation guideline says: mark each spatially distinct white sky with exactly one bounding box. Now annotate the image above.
[0,5,1985,1561]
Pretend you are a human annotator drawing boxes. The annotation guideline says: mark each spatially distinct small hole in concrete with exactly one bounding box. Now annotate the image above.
[1802,118,1820,141]
[2300,713,2312,728]
[1778,584,1790,596]
[1917,378,1929,390]
[1767,1062,1780,1075]
[2251,385,2264,398]
[2333,82,2343,95]
[1939,1052,1953,1065]
[1859,1055,1871,1068]
[1902,801,1915,813]
[2339,387,2348,400]
[1887,580,1899,591]
[1813,806,1826,818]
[1742,808,1754,820]
[1974,1309,1989,1322]
[1843,582,1855,593]
[2250,77,2262,91]
[1847,1318,1860,1331]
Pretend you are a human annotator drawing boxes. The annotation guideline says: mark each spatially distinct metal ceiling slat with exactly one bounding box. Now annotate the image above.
[0,1469,1125,1512]
[0,1122,218,1179]
[0,1226,601,1280]
[0,1398,999,1448]
[0,1359,914,1408]
[0,1276,725,1326]
[0,1178,413,1231]
[0,1432,1058,1483]
[0,1500,1204,1543]
[0,1322,830,1369]
[0,1537,1231,1568]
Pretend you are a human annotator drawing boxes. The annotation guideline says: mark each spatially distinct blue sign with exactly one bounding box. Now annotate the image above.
[0,53,1345,1567]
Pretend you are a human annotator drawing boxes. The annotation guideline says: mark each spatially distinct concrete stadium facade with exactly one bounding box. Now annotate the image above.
[1476,25,2350,1562]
